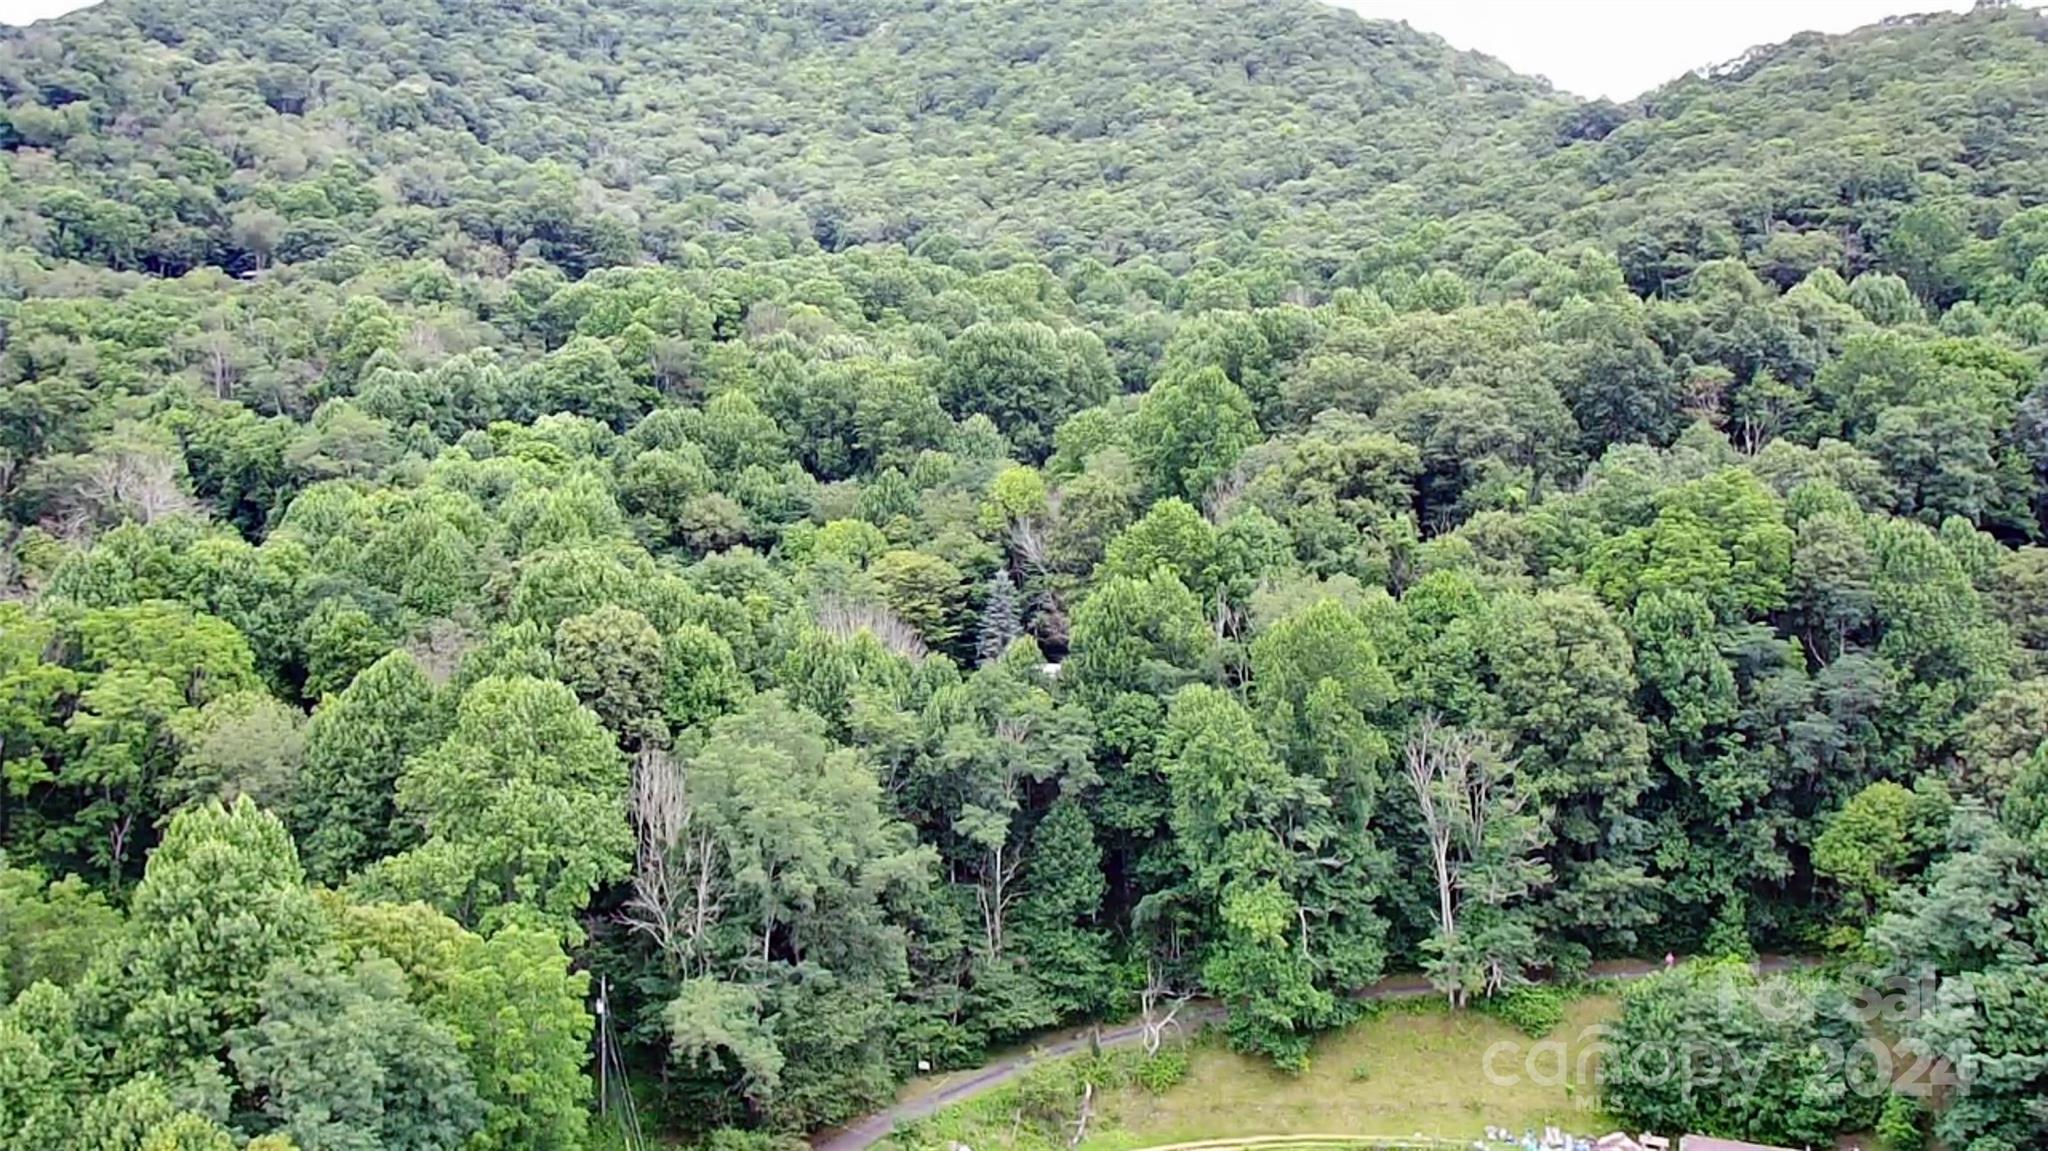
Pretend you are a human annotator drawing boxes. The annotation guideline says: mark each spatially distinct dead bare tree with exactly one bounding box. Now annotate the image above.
[816,596,927,661]
[404,618,475,686]
[1138,958,1193,1056]
[1008,499,1083,651]
[0,527,26,604]
[647,335,697,397]
[1404,713,1499,1008]
[405,319,450,361]
[1680,368,1729,429]
[1066,1081,1095,1148]
[80,449,198,526]
[107,808,136,890]
[1406,714,1462,986]
[621,747,722,977]
[1406,715,1549,1006]
[202,313,238,399]
[1009,513,1050,577]
[1201,465,1246,525]
[973,841,1024,959]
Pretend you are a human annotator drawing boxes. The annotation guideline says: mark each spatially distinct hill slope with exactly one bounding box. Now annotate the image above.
[6,0,2044,284]
[2,5,2047,1151]
[1532,5,2048,294]
[0,0,1572,274]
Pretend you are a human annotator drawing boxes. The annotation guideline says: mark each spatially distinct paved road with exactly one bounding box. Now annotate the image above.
[810,954,1811,1151]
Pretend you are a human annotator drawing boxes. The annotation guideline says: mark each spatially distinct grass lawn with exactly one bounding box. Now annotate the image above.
[1078,995,1620,1149]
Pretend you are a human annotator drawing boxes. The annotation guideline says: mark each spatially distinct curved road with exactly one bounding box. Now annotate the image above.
[810,955,1811,1151]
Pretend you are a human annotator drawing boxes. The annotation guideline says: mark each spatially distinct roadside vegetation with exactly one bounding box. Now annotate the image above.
[887,994,1618,1151]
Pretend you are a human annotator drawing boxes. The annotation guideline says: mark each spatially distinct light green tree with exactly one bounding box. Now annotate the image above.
[362,675,630,933]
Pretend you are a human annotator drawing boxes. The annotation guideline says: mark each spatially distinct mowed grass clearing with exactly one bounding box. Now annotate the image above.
[1078,995,1620,1150]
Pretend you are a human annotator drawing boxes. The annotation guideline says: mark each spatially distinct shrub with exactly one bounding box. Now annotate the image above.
[1876,1092,1925,1151]
[705,1129,808,1151]
[1479,985,1568,1037]
[1600,961,1881,1147]
[1136,1047,1191,1093]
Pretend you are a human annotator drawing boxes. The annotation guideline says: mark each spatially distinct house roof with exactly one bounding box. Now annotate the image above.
[1678,1137,1802,1151]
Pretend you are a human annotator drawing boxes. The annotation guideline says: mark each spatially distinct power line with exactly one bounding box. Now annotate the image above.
[596,976,648,1150]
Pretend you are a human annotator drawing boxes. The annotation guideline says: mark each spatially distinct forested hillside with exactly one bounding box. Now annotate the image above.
[2,1,2047,1149]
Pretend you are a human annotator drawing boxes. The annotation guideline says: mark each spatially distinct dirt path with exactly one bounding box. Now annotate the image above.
[809,954,1811,1151]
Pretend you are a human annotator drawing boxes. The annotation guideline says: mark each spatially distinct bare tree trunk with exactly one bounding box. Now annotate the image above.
[978,840,1023,958]
[207,321,235,399]
[1139,960,1192,1056]
[1408,713,1505,1007]
[691,825,717,976]
[109,810,134,891]
[624,748,724,976]
[976,731,1033,959]
[1406,715,1461,1003]
[1067,1081,1095,1147]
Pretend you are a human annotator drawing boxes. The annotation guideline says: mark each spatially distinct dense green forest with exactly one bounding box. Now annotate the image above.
[2,0,2048,1148]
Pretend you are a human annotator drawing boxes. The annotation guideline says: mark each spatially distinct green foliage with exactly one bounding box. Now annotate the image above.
[1134,1047,1191,1093]
[554,605,668,748]
[0,984,87,1148]
[1601,961,1883,1147]
[1157,684,1372,1070]
[228,958,485,1150]
[939,322,1114,460]
[1474,985,1568,1039]
[0,864,121,998]
[92,797,329,1093]
[1867,799,2048,1151]
[362,675,631,934]
[648,693,935,1128]
[701,1129,809,1151]
[1131,368,1262,502]
[1065,570,1209,754]
[869,549,968,651]
[4,0,2048,1145]
[1813,778,1953,933]
[330,900,596,1151]
[164,690,305,816]
[892,1045,1187,1151]
[292,650,444,885]
[441,926,596,1151]
[137,1111,242,1151]
[659,624,750,734]
[1012,797,1117,1019]
[1877,1092,1927,1151]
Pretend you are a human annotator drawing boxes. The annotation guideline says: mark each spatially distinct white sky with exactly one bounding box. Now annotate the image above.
[0,0,2032,102]
[0,0,90,25]
[1333,0,1995,100]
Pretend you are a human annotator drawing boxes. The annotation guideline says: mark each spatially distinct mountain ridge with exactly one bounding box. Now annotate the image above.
[3,6,2048,1148]
[5,0,2043,290]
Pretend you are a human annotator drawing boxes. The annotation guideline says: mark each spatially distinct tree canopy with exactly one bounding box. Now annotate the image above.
[4,0,2048,1147]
